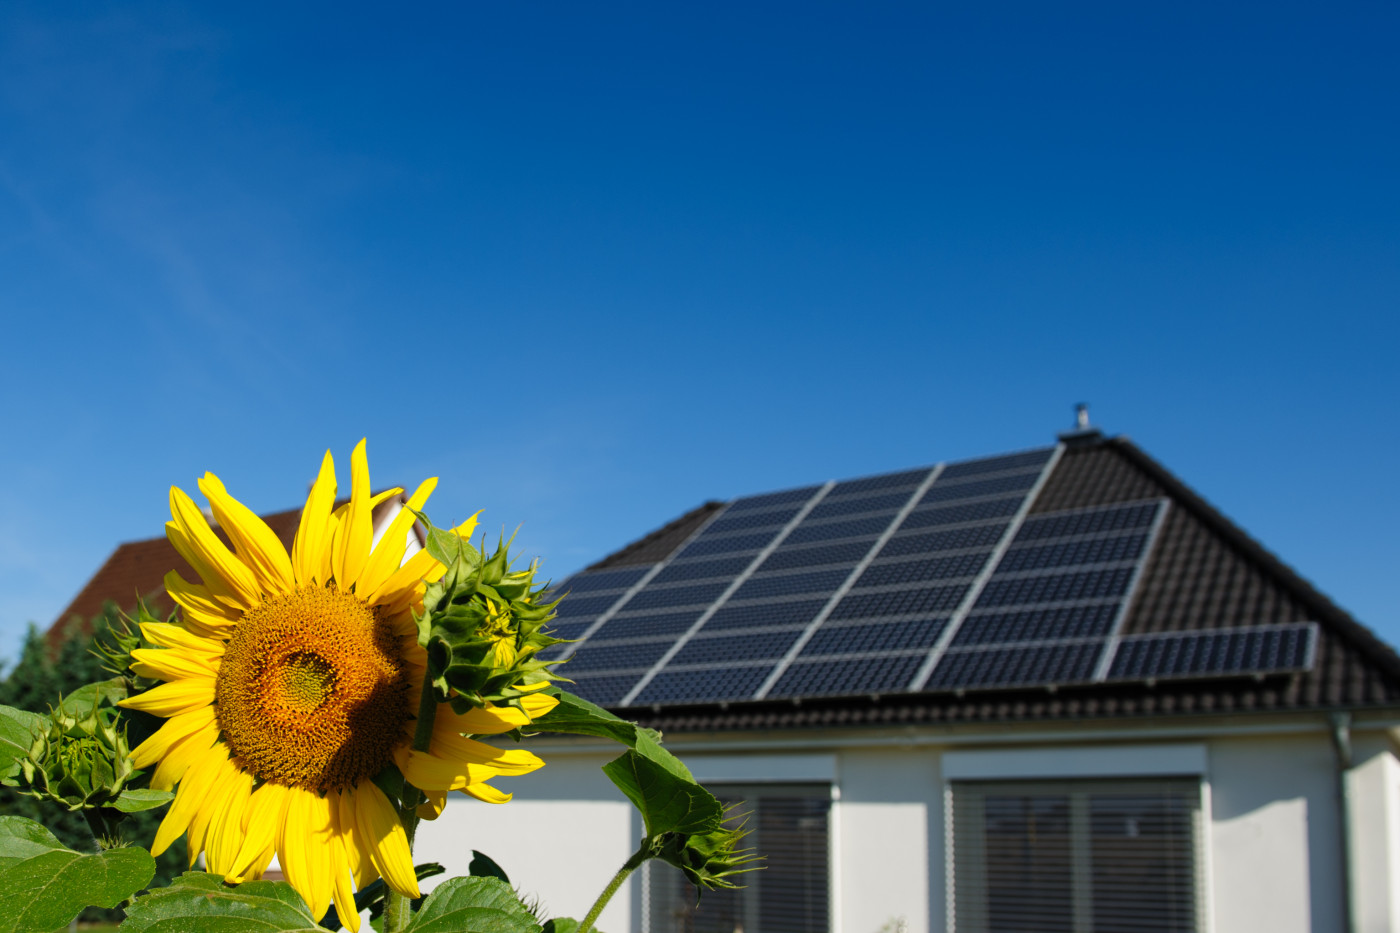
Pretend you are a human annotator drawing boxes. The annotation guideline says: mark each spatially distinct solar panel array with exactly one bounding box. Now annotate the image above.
[542,445,1321,707]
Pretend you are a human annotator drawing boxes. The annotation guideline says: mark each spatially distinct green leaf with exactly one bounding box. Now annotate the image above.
[529,691,646,747]
[534,690,723,837]
[0,815,66,870]
[601,751,723,837]
[542,919,582,933]
[469,849,510,884]
[404,876,542,933]
[0,817,154,933]
[121,871,324,932]
[0,705,40,785]
[114,788,175,812]
[57,677,129,716]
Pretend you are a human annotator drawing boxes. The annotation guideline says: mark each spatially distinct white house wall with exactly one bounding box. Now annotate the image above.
[421,725,1400,933]
[420,751,639,933]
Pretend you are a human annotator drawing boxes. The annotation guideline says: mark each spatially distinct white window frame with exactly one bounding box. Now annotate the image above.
[942,743,1211,933]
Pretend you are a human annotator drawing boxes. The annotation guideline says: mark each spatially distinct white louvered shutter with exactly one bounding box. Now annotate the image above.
[948,779,1204,933]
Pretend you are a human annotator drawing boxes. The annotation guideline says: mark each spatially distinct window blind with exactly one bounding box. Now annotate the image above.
[948,778,1203,933]
[645,783,831,933]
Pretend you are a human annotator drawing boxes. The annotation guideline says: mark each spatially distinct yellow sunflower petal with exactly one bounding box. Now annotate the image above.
[138,622,224,657]
[359,477,438,599]
[281,788,334,920]
[429,733,545,775]
[393,743,542,792]
[353,781,420,898]
[163,571,240,634]
[521,692,560,718]
[333,439,374,592]
[152,742,229,857]
[150,717,220,791]
[205,766,254,875]
[329,820,361,933]
[417,791,446,820]
[188,755,243,865]
[229,782,291,882]
[129,705,217,770]
[118,678,216,718]
[461,782,513,804]
[168,487,260,606]
[199,472,295,595]
[337,787,379,889]
[376,514,479,613]
[292,451,338,586]
[130,647,219,683]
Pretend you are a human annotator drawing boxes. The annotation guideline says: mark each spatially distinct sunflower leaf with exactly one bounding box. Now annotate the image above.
[0,816,155,933]
[113,787,175,812]
[403,876,541,933]
[56,677,128,716]
[602,751,723,837]
[120,871,324,932]
[532,690,724,837]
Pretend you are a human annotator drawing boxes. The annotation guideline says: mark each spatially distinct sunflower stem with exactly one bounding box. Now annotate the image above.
[578,843,650,933]
[385,674,442,932]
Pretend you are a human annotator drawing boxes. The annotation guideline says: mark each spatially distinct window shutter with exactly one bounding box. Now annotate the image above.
[948,778,1203,933]
[645,783,831,933]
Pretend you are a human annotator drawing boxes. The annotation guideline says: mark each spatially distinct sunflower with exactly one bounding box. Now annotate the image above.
[117,440,557,930]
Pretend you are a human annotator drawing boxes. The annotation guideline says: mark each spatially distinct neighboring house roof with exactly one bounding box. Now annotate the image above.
[48,493,418,651]
[542,430,1400,732]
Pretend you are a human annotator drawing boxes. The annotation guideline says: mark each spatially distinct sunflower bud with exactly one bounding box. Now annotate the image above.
[654,815,763,896]
[416,519,567,710]
[21,701,134,812]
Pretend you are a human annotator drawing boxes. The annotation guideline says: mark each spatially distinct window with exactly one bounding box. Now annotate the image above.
[645,783,831,933]
[949,778,1203,933]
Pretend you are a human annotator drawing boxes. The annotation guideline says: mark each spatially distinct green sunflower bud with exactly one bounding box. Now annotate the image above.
[654,813,763,896]
[414,515,568,711]
[21,700,134,813]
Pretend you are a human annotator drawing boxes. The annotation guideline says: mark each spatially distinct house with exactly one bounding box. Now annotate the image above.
[422,425,1400,933]
[53,428,1400,932]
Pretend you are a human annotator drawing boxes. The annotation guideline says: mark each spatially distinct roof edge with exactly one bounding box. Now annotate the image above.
[1106,435,1400,684]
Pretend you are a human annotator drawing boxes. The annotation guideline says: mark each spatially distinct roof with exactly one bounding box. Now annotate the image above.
[542,431,1400,732]
[47,506,305,651]
[48,492,416,651]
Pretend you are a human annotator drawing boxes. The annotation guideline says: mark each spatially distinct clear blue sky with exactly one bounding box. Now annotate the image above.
[2,2,1396,666]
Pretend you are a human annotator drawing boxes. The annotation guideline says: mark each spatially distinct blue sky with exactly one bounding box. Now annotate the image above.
[1,2,1396,665]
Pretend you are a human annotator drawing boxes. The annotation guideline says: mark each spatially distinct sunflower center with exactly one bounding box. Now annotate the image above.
[215,585,413,793]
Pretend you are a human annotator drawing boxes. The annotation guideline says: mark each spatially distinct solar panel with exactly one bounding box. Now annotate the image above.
[568,674,645,706]
[730,569,850,601]
[673,630,805,665]
[926,641,1103,689]
[543,447,1276,707]
[905,498,1169,692]
[758,540,878,572]
[633,665,775,704]
[564,640,675,672]
[651,556,755,584]
[702,507,804,535]
[952,604,1121,646]
[918,471,1042,504]
[828,467,933,496]
[1104,624,1318,680]
[800,617,949,655]
[877,523,1008,557]
[767,653,928,697]
[558,566,651,594]
[705,599,829,631]
[898,497,1023,528]
[853,552,991,588]
[591,610,704,640]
